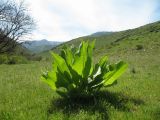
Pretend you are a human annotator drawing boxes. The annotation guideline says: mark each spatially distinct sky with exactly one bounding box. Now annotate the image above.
[17,0,160,41]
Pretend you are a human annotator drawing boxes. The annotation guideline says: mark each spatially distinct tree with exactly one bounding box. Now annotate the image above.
[0,0,35,53]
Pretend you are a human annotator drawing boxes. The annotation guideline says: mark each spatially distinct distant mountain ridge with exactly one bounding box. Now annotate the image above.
[22,39,61,53]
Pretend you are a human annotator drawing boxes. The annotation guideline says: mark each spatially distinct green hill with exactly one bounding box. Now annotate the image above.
[51,21,160,54]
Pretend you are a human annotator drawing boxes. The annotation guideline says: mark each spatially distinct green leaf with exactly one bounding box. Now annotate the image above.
[41,71,57,90]
[72,41,88,77]
[55,68,71,89]
[61,46,73,66]
[88,66,103,88]
[98,55,108,69]
[51,52,72,81]
[103,61,128,86]
[83,40,95,78]
[68,65,82,86]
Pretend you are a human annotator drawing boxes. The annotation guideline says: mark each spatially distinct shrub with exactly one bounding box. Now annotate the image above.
[0,55,28,64]
[136,44,143,50]
[26,54,42,61]
[8,56,28,64]
[0,55,8,64]
[42,41,127,98]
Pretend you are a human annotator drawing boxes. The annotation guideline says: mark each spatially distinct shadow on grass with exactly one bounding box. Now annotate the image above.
[48,90,144,119]
[152,108,160,120]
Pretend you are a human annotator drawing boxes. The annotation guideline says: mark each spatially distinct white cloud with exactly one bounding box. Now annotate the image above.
[21,0,160,41]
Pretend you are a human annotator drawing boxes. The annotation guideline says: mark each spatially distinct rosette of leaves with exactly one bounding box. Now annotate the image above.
[42,41,127,98]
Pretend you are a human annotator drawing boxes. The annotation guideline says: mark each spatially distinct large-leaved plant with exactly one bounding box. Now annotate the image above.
[42,41,127,98]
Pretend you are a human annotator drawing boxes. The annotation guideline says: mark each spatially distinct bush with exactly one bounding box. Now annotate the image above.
[8,56,28,64]
[42,41,128,98]
[0,55,28,64]
[136,44,143,50]
[26,54,42,61]
[0,55,8,64]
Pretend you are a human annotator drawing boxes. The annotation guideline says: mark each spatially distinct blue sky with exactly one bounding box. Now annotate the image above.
[19,0,160,41]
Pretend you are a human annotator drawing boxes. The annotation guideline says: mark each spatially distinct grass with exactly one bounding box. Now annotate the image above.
[0,21,160,120]
[0,46,159,120]
[0,63,52,120]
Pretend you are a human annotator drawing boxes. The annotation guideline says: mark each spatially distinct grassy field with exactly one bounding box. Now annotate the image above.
[0,21,160,120]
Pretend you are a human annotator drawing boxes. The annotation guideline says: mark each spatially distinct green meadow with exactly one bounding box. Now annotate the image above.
[0,21,160,120]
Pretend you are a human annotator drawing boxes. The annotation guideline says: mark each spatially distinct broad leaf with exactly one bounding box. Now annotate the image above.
[104,61,128,86]
[41,71,57,90]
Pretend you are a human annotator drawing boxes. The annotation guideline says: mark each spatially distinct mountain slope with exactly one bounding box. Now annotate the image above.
[51,21,160,55]
[22,39,61,53]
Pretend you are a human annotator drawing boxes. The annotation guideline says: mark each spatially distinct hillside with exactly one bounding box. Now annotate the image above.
[0,43,43,64]
[51,21,160,54]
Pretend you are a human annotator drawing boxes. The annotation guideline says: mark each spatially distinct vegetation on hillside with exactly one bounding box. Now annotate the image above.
[0,44,42,64]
